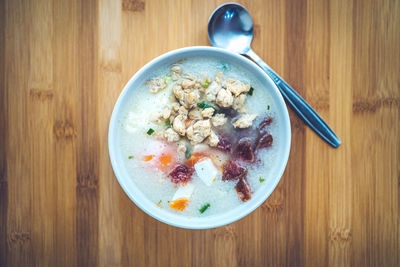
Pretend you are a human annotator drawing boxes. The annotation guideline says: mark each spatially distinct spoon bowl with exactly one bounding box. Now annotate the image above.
[208,3,341,148]
[208,3,253,54]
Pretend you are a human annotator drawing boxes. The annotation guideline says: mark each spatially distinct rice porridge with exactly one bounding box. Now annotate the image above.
[118,57,279,217]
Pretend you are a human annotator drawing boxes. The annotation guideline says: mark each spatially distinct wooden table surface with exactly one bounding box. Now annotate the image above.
[1,0,399,266]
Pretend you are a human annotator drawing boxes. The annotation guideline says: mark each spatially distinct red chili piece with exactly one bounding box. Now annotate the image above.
[168,164,193,184]
[235,178,252,202]
[222,160,247,181]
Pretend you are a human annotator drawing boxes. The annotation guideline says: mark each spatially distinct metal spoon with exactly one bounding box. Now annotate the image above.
[208,3,341,148]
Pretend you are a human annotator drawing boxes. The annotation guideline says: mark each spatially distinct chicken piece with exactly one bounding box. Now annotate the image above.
[211,113,227,127]
[181,79,196,89]
[188,107,203,121]
[171,102,180,115]
[178,106,188,116]
[173,85,184,99]
[201,107,214,119]
[225,78,251,96]
[171,65,181,81]
[232,114,258,128]
[177,143,187,156]
[148,78,167,94]
[232,94,247,112]
[161,106,171,120]
[171,65,181,74]
[173,85,200,109]
[216,89,234,108]
[205,81,222,102]
[186,120,211,144]
[164,128,180,143]
[173,114,187,136]
[207,130,219,147]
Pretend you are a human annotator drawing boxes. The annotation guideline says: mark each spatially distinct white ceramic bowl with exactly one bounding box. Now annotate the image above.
[108,46,291,229]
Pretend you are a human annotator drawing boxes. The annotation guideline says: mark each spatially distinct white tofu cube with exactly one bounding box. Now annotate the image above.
[172,183,195,201]
[194,158,220,186]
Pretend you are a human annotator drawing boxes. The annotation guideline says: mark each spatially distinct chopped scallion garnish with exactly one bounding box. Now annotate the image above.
[185,147,192,159]
[147,128,155,135]
[259,177,265,183]
[163,75,172,83]
[165,120,171,128]
[267,105,270,110]
[128,155,134,159]
[202,79,210,88]
[197,102,218,114]
[248,87,254,96]
[199,203,210,214]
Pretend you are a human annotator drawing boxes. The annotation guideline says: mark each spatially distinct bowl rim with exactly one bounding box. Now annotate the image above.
[108,46,291,229]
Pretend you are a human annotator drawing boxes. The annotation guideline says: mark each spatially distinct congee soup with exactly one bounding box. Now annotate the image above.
[119,57,279,217]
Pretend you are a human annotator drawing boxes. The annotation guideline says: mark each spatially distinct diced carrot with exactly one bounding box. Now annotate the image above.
[185,152,207,167]
[142,155,155,161]
[170,199,189,211]
[158,153,173,170]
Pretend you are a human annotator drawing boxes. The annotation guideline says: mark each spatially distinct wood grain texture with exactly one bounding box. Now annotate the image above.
[1,0,399,266]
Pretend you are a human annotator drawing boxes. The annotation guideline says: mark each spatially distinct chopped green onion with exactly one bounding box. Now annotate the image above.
[221,63,229,71]
[202,79,210,88]
[128,155,134,159]
[162,75,172,83]
[248,87,254,96]
[157,200,162,206]
[147,128,155,135]
[259,177,265,183]
[165,120,171,128]
[197,101,218,114]
[185,147,192,159]
[267,105,270,110]
[199,203,210,214]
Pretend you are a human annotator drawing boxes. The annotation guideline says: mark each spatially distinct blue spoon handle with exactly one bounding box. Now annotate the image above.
[246,49,341,148]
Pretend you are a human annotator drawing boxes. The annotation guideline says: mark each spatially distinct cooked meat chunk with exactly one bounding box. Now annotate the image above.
[201,107,214,118]
[235,178,252,201]
[173,114,187,136]
[232,114,257,128]
[177,143,186,156]
[223,160,247,181]
[173,85,200,109]
[171,65,181,81]
[186,119,211,144]
[205,81,222,102]
[178,106,188,116]
[181,79,196,89]
[207,130,219,147]
[164,128,180,143]
[259,116,273,130]
[216,89,234,108]
[232,94,247,112]
[171,102,180,115]
[216,136,232,153]
[211,113,227,127]
[225,78,251,96]
[256,133,273,149]
[171,65,181,74]
[169,164,193,184]
[188,107,203,120]
[148,78,167,93]
[161,107,171,120]
[235,138,254,162]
